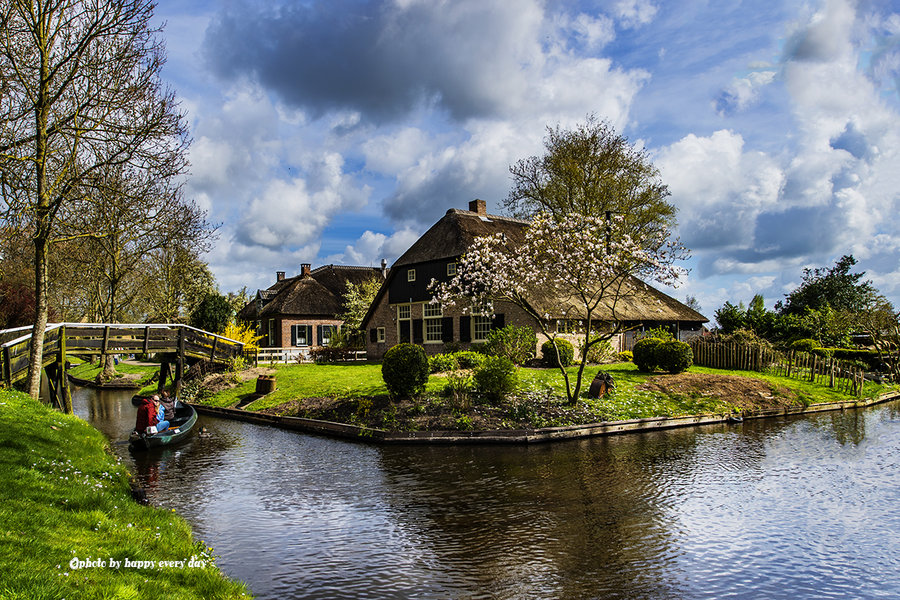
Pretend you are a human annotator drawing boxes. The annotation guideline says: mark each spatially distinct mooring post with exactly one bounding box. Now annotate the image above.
[58,325,72,414]
[175,327,186,397]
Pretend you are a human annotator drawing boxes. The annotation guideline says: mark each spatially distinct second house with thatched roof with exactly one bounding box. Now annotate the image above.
[360,200,708,360]
[238,263,386,359]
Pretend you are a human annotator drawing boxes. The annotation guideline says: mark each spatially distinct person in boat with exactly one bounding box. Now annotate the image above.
[159,390,176,422]
[134,395,168,436]
[154,395,170,433]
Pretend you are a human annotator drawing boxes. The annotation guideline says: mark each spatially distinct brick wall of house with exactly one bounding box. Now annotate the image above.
[261,317,344,348]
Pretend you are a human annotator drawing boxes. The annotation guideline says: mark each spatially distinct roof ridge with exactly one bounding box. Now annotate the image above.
[447,208,530,224]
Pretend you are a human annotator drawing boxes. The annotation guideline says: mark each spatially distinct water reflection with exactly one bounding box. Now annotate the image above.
[72,385,900,600]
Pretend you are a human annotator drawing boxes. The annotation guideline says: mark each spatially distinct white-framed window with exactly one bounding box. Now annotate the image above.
[424,303,442,343]
[397,304,410,320]
[376,327,385,343]
[447,262,457,276]
[292,324,311,346]
[407,268,416,282]
[473,315,492,342]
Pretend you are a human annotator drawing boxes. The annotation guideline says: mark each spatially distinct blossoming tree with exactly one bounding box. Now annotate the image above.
[431,212,687,404]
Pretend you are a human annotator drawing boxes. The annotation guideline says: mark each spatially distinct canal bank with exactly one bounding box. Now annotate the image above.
[0,389,249,599]
[190,390,900,444]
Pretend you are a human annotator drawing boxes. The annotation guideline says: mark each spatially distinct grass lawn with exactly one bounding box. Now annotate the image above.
[0,389,249,599]
[193,360,892,431]
[196,363,445,410]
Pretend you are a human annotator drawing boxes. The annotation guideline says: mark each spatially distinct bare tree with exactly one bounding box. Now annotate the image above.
[0,0,189,399]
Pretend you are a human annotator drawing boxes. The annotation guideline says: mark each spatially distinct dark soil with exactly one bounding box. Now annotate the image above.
[636,372,800,411]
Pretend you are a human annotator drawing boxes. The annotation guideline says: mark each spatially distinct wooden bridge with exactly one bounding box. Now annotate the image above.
[0,323,245,413]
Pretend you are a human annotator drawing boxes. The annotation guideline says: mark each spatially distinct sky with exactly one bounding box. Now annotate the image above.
[152,0,900,322]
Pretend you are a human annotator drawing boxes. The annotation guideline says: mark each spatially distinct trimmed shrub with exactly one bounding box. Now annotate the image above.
[485,325,538,365]
[656,339,693,373]
[474,355,518,403]
[617,350,633,362]
[381,343,429,400]
[453,351,485,369]
[790,338,819,353]
[640,326,674,341]
[633,337,663,372]
[429,353,459,374]
[542,338,574,368]
[580,334,614,364]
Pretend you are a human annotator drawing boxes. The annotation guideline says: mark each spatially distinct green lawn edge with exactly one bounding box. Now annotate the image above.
[194,361,891,427]
[0,389,250,600]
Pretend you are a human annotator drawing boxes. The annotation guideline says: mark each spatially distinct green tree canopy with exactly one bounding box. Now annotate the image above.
[777,255,875,315]
[189,293,232,334]
[503,115,676,249]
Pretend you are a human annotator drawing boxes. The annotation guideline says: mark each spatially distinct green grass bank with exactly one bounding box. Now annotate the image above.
[0,389,249,600]
[192,361,891,432]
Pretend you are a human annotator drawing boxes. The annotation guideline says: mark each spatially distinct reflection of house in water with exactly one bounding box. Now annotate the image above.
[362,199,708,359]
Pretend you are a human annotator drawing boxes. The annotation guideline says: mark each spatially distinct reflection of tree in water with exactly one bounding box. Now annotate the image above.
[375,429,727,600]
[823,408,867,446]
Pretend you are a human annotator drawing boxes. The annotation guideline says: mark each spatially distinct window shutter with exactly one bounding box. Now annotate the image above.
[290,326,297,347]
[317,325,323,346]
[441,317,454,342]
[370,328,377,343]
[413,319,424,344]
[492,313,505,330]
[306,325,313,345]
[460,316,471,342]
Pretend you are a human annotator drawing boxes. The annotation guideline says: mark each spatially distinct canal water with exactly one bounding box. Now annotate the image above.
[74,386,900,599]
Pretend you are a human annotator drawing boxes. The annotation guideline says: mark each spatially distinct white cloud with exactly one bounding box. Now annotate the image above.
[614,0,658,29]
[326,228,422,266]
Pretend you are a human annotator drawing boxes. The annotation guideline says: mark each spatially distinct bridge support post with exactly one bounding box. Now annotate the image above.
[175,328,185,397]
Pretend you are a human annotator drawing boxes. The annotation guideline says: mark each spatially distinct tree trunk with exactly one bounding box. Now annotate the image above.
[100,354,118,380]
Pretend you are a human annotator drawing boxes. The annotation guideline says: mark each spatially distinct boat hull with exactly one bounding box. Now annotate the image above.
[129,402,197,451]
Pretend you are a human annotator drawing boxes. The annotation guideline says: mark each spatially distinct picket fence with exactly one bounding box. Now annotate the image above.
[689,340,866,397]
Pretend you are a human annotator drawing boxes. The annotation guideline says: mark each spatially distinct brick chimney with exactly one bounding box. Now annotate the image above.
[300,263,311,277]
[380,258,387,278]
[469,198,486,216]
[276,271,285,282]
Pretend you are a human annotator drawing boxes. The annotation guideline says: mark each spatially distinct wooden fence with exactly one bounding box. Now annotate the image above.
[252,347,367,365]
[689,340,866,397]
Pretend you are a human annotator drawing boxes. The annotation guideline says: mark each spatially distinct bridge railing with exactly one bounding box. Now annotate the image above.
[0,323,245,387]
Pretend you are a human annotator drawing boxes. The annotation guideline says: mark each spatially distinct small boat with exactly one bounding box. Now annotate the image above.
[129,401,197,451]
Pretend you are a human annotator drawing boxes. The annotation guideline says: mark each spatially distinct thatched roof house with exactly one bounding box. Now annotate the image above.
[239,263,385,349]
[361,200,707,358]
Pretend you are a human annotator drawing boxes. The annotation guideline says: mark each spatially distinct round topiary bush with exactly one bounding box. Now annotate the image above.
[656,339,693,373]
[542,338,574,368]
[382,343,429,400]
[633,337,663,372]
[474,355,518,403]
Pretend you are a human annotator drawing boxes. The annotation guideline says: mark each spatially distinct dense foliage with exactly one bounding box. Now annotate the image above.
[381,343,429,400]
[429,353,460,373]
[189,293,232,334]
[542,338,574,367]
[474,355,518,403]
[485,325,538,365]
[656,340,693,374]
[632,337,662,372]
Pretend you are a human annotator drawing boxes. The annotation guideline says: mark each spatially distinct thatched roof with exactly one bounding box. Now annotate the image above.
[393,208,529,267]
[526,276,707,323]
[241,264,385,320]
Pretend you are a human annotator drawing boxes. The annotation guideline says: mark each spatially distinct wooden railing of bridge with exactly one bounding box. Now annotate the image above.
[0,323,245,413]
